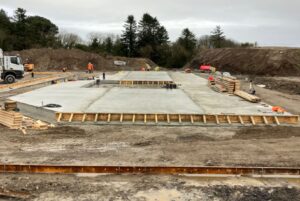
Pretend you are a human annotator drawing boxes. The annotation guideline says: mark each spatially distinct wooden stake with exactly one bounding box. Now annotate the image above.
[82,114,87,122]
[57,113,62,122]
[120,114,123,123]
[263,116,268,125]
[274,116,280,125]
[250,116,256,125]
[238,116,244,125]
[227,116,231,124]
[215,115,220,124]
[69,113,74,122]
[203,115,207,124]
[190,115,194,124]
[94,114,98,122]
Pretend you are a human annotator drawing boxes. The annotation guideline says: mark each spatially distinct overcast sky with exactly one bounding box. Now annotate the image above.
[1,0,300,47]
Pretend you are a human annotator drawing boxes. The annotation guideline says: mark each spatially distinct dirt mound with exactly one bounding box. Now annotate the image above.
[187,48,300,76]
[9,48,157,71]
[253,76,300,95]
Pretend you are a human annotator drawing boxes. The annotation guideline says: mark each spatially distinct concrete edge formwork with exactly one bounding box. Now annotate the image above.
[56,112,299,126]
[16,102,56,124]
[119,80,173,87]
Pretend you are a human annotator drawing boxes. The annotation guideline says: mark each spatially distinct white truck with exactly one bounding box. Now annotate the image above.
[0,48,24,84]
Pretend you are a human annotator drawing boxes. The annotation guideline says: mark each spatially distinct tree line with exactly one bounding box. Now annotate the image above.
[0,8,257,68]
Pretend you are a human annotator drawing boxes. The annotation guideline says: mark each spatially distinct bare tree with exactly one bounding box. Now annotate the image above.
[58,31,82,49]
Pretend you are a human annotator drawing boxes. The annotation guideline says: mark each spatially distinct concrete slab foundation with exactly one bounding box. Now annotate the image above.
[10,71,295,124]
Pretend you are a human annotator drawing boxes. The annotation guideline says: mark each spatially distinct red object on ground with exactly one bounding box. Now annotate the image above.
[200,65,211,71]
[272,106,285,113]
[208,75,214,81]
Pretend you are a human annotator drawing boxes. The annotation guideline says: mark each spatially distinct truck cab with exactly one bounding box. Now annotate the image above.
[0,48,24,84]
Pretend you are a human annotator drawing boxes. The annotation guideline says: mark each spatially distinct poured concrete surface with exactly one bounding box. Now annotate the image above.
[11,71,283,116]
[11,81,203,114]
[169,72,277,115]
[86,88,203,114]
[11,81,108,112]
[121,71,172,81]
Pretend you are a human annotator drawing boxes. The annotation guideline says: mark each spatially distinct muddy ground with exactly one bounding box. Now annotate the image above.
[1,125,300,167]
[0,173,299,201]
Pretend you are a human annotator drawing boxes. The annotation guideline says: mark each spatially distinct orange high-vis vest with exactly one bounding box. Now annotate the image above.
[88,63,94,70]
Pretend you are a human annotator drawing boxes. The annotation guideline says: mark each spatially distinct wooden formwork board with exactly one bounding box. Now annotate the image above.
[119,80,173,86]
[1,164,300,176]
[0,76,66,91]
[56,112,299,126]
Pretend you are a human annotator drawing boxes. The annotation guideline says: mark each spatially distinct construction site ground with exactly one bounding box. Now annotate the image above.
[0,71,300,200]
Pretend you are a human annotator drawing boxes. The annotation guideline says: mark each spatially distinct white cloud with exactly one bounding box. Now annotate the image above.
[1,0,300,46]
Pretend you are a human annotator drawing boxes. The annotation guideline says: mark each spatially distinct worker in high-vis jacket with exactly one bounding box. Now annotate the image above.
[87,62,94,74]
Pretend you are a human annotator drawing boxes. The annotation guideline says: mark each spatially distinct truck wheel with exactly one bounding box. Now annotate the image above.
[5,74,16,84]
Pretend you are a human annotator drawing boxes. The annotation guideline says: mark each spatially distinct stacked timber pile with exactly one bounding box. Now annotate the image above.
[234,90,261,103]
[0,100,50,131]
[0,109,23,129]
[215,76,240,94]
[210,75,261,103]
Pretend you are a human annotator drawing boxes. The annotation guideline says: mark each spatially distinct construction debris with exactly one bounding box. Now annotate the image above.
[22,116,50,130]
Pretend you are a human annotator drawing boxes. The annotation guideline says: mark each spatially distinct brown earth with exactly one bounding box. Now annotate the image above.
[0,173,299,201]
[187,48,300,76]
[1,125,300,167]
[251,76,300,95]
[8,48,157,71]
[0,124,300,200]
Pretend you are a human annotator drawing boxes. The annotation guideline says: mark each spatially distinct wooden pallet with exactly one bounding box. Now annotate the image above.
[56,113,299,126]
[0,110,23,129]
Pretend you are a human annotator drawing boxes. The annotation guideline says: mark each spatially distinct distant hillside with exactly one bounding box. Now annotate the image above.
[8,48,157,71]
[186,48,300,76]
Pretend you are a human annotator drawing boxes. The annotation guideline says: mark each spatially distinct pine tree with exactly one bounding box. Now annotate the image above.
[210,25,225,48]
[0,9,12,50]
[137,13,169,63]
[177,28,197,51]
[121,15,137,57]
[13,8,28,50]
